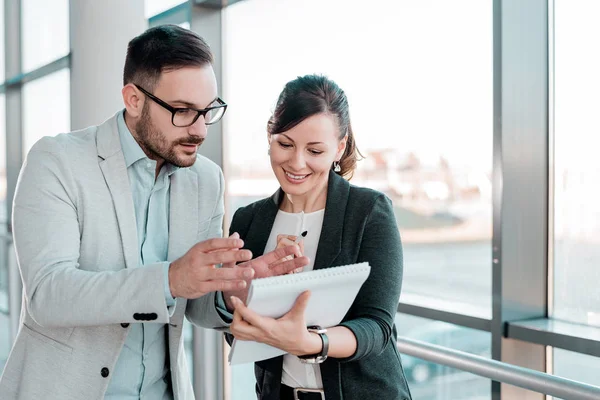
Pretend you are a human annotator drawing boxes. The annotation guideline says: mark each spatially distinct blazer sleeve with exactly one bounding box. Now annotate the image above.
[222,206,252,346]
[337,194,403,362]
[13,141,171,328]
[185,168,232,329]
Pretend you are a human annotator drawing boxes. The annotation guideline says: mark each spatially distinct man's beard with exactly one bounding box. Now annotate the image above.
[135,104,204,168]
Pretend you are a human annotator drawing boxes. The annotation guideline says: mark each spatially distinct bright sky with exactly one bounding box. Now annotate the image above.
[223,0,493,171]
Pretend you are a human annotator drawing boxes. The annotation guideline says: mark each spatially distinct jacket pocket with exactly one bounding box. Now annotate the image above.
[22,323,73,354]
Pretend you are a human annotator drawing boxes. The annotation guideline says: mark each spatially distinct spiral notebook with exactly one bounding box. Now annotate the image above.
[228,262,371,365]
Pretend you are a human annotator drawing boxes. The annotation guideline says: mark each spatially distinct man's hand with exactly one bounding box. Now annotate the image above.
[223,242,310,309]
[168,235,255,299]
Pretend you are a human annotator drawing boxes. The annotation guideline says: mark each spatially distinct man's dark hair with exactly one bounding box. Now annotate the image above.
[123,25,213,91]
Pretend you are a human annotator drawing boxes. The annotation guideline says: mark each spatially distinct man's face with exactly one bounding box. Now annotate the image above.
[135,65,218,168]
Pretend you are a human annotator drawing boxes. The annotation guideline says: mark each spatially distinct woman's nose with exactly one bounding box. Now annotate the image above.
[288,150,306,170]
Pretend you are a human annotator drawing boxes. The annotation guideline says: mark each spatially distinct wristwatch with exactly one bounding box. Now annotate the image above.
[298,325,329,364]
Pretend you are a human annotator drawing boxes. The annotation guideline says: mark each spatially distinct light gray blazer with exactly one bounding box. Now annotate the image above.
[0,112,228,400]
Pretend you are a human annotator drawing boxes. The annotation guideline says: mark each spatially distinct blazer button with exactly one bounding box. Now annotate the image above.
[121,323,129,328]
[101,367,109,378]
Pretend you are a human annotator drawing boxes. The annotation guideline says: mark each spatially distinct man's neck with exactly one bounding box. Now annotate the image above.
[123,110,165,177]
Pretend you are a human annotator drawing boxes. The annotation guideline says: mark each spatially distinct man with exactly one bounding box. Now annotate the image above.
[0,25,307,400]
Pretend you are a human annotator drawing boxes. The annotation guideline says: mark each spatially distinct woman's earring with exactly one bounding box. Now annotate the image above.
[333,161,341,172]
[267,145,271,156]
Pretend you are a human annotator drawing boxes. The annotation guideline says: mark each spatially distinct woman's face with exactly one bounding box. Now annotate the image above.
[269,113,346,198]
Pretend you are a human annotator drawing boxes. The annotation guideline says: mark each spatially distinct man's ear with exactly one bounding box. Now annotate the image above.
[122,83,144,118]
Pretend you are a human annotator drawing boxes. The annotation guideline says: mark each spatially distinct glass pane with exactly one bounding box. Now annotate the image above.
[145,0,186,18]
[553,0,600,325]
[553,348,600,396]
[0,309,8,373]
[0,0,5,81]
[230,363,255,400]
[21,0,69,72]
[0,94,6,224]
[223,0,493,318]
[397,314,491,399]
[23,69,71,156]
[0,94,6,375]
[184,321,193,378]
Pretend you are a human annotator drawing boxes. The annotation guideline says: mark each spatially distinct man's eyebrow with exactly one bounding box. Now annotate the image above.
[170,96,218,109]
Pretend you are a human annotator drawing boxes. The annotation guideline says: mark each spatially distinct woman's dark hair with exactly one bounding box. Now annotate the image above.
[123,25,213,91]
[267,74,363,179]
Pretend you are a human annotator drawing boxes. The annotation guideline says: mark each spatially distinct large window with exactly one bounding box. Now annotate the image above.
[145,0,187,18]
[223,0,492,315]
[223,0,492,397]
[21,0,69,72]
[23,69,71,155]
[552,0,600,327]
[552,0,600,387]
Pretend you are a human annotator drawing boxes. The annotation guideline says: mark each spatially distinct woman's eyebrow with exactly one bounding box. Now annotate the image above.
[281,134,324,146]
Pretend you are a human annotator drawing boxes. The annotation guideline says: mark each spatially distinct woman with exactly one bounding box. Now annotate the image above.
[226,75,412,400]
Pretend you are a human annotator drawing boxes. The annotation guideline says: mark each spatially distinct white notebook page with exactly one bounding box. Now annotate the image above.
[228,262,371,365]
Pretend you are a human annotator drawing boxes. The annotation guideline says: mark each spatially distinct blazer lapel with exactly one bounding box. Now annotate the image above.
[312,170,350,270]
[97,113,139,269]
[168,168,199,260]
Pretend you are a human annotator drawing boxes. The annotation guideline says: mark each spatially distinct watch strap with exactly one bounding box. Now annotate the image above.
[299,325,328,363]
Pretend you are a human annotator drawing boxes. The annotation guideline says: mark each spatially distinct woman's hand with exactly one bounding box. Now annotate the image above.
[229,291,322,357]
[276,234,305,274]
[221,233,308,309]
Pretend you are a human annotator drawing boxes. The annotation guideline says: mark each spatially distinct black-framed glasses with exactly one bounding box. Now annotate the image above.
[134,84,227,127]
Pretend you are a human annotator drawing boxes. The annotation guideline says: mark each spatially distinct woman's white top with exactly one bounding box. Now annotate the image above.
[263,208,325,389]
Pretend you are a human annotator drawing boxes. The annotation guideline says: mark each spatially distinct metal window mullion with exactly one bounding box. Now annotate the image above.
[5,0,24,343]
[493,1,550,399]
[190,5,226,400]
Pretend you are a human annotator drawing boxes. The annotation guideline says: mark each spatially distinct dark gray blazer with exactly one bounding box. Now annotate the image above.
[228,170,412,400]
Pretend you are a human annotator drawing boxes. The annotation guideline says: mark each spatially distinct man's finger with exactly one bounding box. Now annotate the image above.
[269,256,310,276]
[208,265,255,281]
[194,237,244,253]
[195,279,247,296]
[204,249,253,265]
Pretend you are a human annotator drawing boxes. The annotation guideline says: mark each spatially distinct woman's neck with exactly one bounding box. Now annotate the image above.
[281,180,328,213]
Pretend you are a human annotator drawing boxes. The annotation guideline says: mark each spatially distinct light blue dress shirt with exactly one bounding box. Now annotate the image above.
[105,111,177,400]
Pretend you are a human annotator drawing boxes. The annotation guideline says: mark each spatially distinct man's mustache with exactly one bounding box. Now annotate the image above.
[177,137,204,146]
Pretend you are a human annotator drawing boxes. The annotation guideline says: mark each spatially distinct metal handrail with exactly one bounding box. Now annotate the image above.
[397,337,600,400]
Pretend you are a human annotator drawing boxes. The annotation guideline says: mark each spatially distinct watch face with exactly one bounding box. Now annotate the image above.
[307,325,327,334]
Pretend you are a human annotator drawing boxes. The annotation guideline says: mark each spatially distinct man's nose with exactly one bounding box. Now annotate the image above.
[187,115,208,138]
